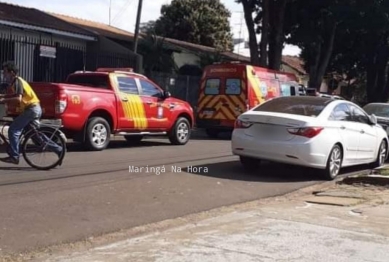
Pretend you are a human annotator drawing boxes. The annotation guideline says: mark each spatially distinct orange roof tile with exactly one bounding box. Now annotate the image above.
[50,13,134,41]
[0,2,95,37]
[50,12,306,74]
[282,55,306,75]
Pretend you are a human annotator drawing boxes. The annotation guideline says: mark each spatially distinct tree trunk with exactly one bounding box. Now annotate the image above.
[268,0,287,70]
[366,44,389,102]
[366,56,378,103]
[307,43,322,89]
[314,23,337,92]
[242,0,260,65]
[383,65,389,102]
[375,45,389,102]
[259,0,269,67]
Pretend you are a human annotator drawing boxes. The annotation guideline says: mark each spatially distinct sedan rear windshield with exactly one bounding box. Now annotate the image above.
[363,104,389,118]
[253,96,331,117]
[66,75,110,89]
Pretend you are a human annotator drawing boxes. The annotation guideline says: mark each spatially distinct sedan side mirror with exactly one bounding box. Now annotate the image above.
[163,91,172,99]
[369,114,378,125]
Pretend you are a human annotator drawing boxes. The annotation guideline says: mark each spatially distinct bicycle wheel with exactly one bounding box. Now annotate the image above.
[21,128,66,170]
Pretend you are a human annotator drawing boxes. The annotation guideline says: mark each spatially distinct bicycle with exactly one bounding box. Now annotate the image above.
[0,118,67,170]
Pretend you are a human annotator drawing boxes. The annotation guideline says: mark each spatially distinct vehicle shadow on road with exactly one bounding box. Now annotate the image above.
[182,161,372,183]
[65,140,170,152]
[190,130,232,141]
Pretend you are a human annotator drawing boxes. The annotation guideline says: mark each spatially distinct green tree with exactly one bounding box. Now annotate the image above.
[286,0,389,102]
[336,0,389,103]
[284,0,348,89]
[197,52,227,68]
[235,0,261,66]
[237,0,290,70]
[140,21,156,34]
[139,32,178,75]
[153,0,234,51]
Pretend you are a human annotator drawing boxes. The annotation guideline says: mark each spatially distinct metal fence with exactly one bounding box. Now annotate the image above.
[148,72,202,109]
[0,37,138,83]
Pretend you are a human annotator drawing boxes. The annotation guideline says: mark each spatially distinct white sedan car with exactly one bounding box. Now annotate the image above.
[231,96,389,180]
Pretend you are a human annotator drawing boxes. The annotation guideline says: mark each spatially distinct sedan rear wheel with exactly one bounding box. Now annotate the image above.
[322,144,343,180]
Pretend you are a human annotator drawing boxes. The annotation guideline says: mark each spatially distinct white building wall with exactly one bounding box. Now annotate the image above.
[173,51,200,68]
[233,41,301,57]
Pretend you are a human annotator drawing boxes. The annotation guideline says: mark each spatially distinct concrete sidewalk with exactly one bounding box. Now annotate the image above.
[26,178,389,262]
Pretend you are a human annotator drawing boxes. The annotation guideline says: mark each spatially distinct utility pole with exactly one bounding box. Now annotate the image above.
[236,11,244,59]
[133,0,143,53]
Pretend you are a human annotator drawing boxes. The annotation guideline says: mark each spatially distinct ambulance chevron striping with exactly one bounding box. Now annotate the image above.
[205,95,222,109]
[219,105,235,120]
[198,94,213,109]
[229,95,246,111]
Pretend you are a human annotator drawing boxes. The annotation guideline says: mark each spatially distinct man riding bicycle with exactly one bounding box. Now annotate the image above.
[0,61,63,165]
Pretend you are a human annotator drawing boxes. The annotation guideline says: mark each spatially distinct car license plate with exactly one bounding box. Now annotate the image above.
[203,109,214,115]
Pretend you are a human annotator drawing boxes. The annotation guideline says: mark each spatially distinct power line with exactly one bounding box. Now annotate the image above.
[112,0,133,24]
[111,0,134,25]
[109,0,112,25]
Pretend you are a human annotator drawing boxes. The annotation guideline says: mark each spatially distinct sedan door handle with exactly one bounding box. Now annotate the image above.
[340,126,345,130]
[146,102,153,105]
[121,98,128,102]
[360,130,365,134]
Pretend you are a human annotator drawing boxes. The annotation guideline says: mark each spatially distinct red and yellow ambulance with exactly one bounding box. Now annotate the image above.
[196,62,300,137]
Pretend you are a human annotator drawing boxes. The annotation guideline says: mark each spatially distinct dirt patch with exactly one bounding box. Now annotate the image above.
[374,168,389,176]
[338,172,389,187]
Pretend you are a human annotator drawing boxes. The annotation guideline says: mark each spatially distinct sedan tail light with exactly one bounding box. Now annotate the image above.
[234,119,252,129]
[287,127,324,138]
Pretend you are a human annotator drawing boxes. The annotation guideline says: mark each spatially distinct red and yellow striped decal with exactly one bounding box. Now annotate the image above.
[110,73,148,130]
[120,93,148,130]
[246,65,264,107]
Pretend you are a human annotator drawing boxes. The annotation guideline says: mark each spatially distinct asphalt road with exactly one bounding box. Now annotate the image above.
[0,132,370,257]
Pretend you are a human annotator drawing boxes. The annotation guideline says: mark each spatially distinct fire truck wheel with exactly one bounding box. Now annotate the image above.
[168,117,191,145]
[84,117,111,151]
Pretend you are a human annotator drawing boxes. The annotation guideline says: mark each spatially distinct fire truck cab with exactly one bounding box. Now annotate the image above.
[196,62,300,138]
